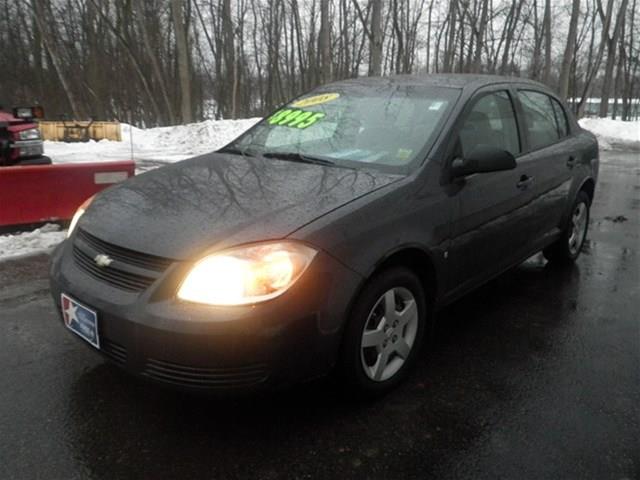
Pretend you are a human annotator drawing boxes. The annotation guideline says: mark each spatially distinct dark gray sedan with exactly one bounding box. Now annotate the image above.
[50,74,598,395]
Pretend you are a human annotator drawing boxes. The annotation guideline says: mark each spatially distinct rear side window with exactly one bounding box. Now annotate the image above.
[518,90,561,150]
[550,97,569,137]
[459,91,520,157]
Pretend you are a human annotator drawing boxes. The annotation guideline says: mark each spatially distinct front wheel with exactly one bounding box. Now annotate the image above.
[544,191,591,264]
[339,267,428,396]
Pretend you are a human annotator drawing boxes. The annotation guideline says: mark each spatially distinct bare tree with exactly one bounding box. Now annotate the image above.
[31,0,83,118]
[2,0,637,126]
[559,0,581,100]
[599,0,630,117]
[171,0,193,123]
[319,0,331,82]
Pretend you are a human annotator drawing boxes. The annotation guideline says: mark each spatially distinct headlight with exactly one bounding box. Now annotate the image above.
[67,195,95,238]
[18,128,41,141]
[177,241,317,306]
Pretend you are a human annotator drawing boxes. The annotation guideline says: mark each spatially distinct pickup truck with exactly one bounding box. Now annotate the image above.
[0,106,51,166]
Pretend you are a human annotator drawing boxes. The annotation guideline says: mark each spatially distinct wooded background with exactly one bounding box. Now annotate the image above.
[1,0,638,126]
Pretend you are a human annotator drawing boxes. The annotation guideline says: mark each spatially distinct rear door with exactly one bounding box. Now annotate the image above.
[514,89,575,245]
[445,87,531,296]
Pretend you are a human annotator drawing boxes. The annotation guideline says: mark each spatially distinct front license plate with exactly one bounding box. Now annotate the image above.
[61,293,100,348]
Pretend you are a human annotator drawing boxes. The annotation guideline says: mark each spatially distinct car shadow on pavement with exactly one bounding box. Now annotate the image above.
[65,260,582,479]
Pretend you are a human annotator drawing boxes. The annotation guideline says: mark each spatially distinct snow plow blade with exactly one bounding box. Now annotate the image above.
[0,160,134,228]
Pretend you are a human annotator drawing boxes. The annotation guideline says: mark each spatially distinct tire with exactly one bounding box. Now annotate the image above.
[544,191,590,264]
[339,266,428,397]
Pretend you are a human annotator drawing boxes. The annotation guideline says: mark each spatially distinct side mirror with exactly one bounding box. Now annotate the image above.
[451,145,516,178]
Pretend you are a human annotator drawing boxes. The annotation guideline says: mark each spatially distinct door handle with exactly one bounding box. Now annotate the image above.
[517,175,534,190]
[567,156,577,168]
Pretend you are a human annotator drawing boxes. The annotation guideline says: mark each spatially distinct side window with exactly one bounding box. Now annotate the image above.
[518,90,560,150]
[550,97,569,138]
[459,91,520,158]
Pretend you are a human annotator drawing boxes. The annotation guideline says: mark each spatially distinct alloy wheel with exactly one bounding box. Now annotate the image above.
[360,287,419,382]
[568,201,588,256]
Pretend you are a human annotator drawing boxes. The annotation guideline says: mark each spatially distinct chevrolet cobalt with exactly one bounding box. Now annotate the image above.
[50,75,598,395]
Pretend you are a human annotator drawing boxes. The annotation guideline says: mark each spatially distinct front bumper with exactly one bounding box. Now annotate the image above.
[11,139,44,159]
[49,239,361,393]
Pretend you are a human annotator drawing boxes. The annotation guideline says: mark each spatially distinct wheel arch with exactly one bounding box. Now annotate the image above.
[337,244,440,374]
[578,177,596,205]
[368,246,439,303]
[342,245,440,331]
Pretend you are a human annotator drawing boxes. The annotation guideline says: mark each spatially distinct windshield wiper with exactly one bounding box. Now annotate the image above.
[262,151,335,166]
[217,146,255,157]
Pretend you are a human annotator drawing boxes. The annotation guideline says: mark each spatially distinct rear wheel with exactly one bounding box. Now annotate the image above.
[544,191,590,264]
[339,267,428,396]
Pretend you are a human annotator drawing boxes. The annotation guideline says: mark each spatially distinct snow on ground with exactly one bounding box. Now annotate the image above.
[2,116,638,262]
[45,117,261,171]
[0,224,67,261]
[578,118,640,152]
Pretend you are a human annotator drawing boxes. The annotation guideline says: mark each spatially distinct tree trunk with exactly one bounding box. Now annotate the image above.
[443,0,457,72]
[599,0,629,117]
[32,0,83,119]
[542,0,552,84]
[135,0,175,124]
[222,0,237,119]
[558,0,580,100]
[319,0,331,83]
[370,0,382,76]
[473,0,489,73]
[171,0,193,123]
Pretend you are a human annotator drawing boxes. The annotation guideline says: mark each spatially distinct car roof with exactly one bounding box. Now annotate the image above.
[326,73,549,93]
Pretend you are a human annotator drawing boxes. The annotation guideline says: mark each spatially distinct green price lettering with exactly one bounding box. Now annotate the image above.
[296,112,325,128]
[267,109,325,129]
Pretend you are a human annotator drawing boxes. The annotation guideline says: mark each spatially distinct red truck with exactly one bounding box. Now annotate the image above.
[0,106,51,166]
[0,106,135,230]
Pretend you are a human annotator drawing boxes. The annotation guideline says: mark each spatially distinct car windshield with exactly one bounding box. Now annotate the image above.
[225,83,460,173]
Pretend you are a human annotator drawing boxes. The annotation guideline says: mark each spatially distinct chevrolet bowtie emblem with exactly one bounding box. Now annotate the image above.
[94,254,114,268]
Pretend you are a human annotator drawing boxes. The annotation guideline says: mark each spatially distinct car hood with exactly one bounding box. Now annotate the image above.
[80,153,402,260]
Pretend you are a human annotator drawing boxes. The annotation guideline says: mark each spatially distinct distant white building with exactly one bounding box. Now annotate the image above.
[567,98,640,119]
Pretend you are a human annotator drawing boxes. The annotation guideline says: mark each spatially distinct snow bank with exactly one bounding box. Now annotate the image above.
[578,118,640,152]
[46,117,261,170]
[0,224,66,261]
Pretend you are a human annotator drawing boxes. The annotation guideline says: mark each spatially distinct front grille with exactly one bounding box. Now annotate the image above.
[77,229,173,272]
[142,358,269,389]
[73,229,174,293]
[73,246,156,292]
[101,340,127,366]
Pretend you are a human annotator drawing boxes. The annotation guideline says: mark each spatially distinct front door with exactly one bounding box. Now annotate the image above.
[445,88,531,296]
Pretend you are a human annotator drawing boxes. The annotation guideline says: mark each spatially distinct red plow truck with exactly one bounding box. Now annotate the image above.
[0,106,134,231]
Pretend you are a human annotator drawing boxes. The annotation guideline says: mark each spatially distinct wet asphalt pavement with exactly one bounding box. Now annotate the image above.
[1,151,638,480]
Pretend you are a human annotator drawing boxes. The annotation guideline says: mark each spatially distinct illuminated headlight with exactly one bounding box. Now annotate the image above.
[18,128,41,140]
[177,241,317,306]
[67,196,95,238]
